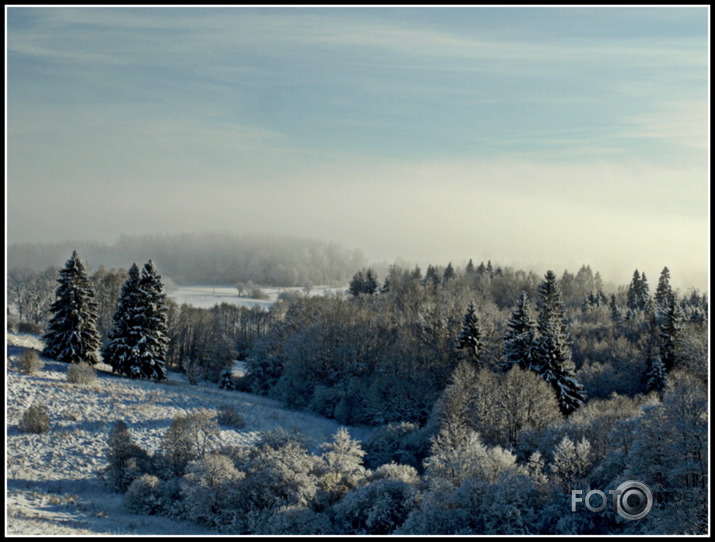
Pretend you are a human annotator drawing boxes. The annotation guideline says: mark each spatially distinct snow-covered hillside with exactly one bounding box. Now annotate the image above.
[5,332,369,536]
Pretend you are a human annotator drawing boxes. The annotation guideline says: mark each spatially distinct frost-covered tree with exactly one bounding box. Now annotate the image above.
[102,261,168,380]
[42,251,101,364]
[318,427,367,505]
[533,271,586,415]
[550,435,593,488]
[455,301,484,369]
[503,291,537,371]
[424,425,516,486]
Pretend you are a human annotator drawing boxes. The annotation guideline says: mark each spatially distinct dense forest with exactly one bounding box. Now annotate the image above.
[7,255,709,534]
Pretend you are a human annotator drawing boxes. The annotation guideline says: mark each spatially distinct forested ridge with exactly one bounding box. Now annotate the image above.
[8,254,708,535]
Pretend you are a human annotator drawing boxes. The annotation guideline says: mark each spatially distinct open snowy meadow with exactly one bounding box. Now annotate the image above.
[5,331,370,536]
[168,284,347,310]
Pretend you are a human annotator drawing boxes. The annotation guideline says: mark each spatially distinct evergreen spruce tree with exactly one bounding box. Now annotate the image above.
[42,251,101,364]
[102,261,168,381]
[626,269,642,316]
[645,353,667,396]
[533,271,586,415]
[443,262,456,283]
[134,260,169,381]
[643,313,666,395]
[102,264,143,376]
[465,259,475,277]
[655,266,674,318]
[638,272,652,312]
[348,268,378,296]
[455,301,484,369]
[659,295,683,373]
[503,291,537,371]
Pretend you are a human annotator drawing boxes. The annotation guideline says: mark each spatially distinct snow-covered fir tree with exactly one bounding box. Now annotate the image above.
[645,355,667,396]
[442,262,456,283]
[455,301,484,369]
[658,295,683,373]
[136,260,169,380]
[503,291,537,371]
[533,271,586,415]
[42,251,101,364]
[102,264,142,376]
[654,266,674,318]
[626,269,652,316]
[643,313,666,395]
[348,268,378,296]
[102,260,168,381]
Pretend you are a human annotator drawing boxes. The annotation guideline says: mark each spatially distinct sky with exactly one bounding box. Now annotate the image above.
[5,6,710,290]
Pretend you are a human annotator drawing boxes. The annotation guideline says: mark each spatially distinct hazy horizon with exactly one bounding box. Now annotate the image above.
[6,7,709,291]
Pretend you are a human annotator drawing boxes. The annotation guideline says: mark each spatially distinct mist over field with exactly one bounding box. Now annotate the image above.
[6,6,709,292]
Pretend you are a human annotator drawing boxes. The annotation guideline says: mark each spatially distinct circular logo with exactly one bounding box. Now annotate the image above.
[615,480,653,521]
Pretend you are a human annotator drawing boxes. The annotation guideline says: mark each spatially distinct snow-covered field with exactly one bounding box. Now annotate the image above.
[168,284,346,310]
[5,332,369,536]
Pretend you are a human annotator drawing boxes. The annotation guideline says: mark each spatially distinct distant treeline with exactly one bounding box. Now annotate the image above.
[7,232,367,287]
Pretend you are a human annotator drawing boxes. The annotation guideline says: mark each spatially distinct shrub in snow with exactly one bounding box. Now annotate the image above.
[18,402,50,434]
[17,349,44,375]
[123,474,163,515]
[218,369,238,390]
[216,404,245,428]
[230,442,322,532]
[105,421,153,492]
[67,361,97,385]
[161,409,219,476]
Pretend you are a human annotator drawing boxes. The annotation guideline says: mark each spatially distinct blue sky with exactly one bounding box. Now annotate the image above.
[6,6,709,288]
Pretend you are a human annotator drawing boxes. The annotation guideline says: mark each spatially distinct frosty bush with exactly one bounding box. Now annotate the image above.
[123,474,163,515]
[216,404,245,428]
[161,409,219,476]
[180,453,245,530]
[332,478,419,534]
[67,361,97,385]
[17,349,44,375]
[19,402,51,434]
[261,506,333,535]
[371,462,420,485]
[232,442,322,532]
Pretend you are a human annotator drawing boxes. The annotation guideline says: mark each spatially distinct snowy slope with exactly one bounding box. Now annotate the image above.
[5,332,370,536]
